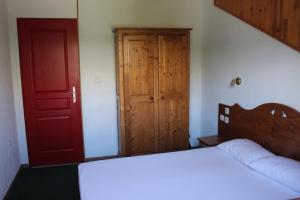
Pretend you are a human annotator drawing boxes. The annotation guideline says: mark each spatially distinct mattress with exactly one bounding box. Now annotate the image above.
[78,147,300,200]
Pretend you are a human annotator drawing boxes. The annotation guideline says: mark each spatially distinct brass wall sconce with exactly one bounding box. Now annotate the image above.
[231,77,242,87]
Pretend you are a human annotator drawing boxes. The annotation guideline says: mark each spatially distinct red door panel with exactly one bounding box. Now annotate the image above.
[17,18,84,167]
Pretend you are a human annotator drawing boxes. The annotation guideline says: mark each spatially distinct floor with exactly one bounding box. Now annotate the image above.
[5,165,80,200]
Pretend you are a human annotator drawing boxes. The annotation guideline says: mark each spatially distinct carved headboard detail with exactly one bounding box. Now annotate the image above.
[218,103,300,161]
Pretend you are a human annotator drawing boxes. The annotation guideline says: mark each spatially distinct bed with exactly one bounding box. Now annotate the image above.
[79,103,300,200]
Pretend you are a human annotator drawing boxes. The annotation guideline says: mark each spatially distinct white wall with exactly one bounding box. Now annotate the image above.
[8,0,204,163]
[7,0,78,163]
[201,0,300,135]
[0,0,20,198]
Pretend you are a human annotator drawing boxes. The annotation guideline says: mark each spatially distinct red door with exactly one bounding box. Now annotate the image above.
[17,18,84,166]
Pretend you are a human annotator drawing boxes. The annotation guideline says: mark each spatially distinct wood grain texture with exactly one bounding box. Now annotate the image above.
[280,0,300,49]
[214,0,300,52]
[258,0,277,34]
[115,28,191,156]
[123,35,158,155]
[158,35,189,152]
[219,103,300,161]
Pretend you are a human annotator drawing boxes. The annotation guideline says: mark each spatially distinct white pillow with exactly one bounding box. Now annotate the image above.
[217,139,274,165]
[250,156,300,193]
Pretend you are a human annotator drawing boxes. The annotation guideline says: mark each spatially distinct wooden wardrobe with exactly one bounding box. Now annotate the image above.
[114,28,191,156]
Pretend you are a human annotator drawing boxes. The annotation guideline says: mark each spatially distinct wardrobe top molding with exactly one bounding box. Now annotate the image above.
[113,27,193,35]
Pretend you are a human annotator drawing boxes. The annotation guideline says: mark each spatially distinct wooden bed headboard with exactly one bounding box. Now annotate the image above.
[218,103,300,161]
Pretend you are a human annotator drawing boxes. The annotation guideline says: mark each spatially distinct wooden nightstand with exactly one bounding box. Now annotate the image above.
[198,135,227,147]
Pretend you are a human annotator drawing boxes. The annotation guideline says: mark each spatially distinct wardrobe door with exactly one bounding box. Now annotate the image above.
[158,35,189,152]
[123,35,159,156]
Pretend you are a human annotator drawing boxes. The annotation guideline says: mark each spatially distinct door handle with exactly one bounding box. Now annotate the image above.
[72,86,77,103]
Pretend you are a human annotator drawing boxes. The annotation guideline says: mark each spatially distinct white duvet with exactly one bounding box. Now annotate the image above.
[79,147,300,200]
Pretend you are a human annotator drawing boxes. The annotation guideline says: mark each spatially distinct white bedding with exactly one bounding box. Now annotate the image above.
[79,147,300,200]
